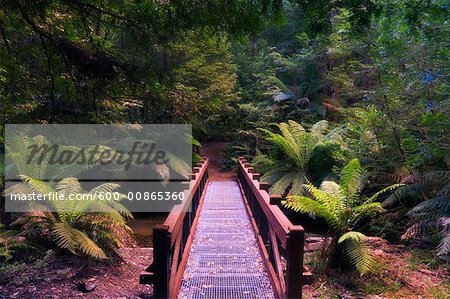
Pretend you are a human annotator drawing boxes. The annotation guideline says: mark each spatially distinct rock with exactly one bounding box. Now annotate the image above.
[297,97,310,107]
[77,282,97,293]
[306,236,326,243]
[306,242,323,252]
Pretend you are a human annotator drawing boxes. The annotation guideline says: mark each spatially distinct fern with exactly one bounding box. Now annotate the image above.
[257,120,341,195]
[385,171,450,257]
[340,234,374,275]
[282,159,400,274]
[10,177,132,260]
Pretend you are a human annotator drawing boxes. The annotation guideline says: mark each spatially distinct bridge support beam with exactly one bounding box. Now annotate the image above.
[153,224,170,298]
[286,229,305,298]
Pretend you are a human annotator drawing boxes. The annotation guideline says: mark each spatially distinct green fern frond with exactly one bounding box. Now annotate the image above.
[89,183,121,195]
[73,230,107,259]
[19,175,55,194]
[290,171,306,195]
[340,234,374,275]
[56,178,82,195]
[310,120,329,135]
[304,181,345,216]
[284,195,340,229]
[365,184,404,204]
[339,158,363,201]
[261,167,290,185]
[350,202,383,224]
[270,172,295,195]
[338,231,367,243]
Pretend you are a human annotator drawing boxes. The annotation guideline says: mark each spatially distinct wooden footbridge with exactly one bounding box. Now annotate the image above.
[140,157,311,298]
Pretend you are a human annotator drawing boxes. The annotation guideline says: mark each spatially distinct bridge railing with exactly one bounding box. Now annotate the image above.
[140,158,209,298]
[237,157,310,299]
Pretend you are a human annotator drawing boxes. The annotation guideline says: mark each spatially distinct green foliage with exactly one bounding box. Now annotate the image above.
[283,159,401,274]
[9,177,132,259]
[255,120,343,194]
[0,0,283,126]
[383,171,450,257]
[0,224,29,261]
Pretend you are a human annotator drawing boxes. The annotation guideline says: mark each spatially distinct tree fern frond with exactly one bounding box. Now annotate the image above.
[350,202,383,224]
[341,236,374,275]
[287,120,306,140]
[51,222,78,254]
[338,231,367,243]
[437,218,450,256]
[304,181,345,215]
[270,172,295,195]
[382,183,428,207]
[365,184,404,204]
[73,230,107,259]
[165,152,191,179]
[339,158,363,201]
[261,167,290,185]
[437,233,450,257]
[410,195,450,214]
[56,178,82,196]
[19,175,55,194]
[310,120,329,136]
[290,172,306,195]
[284,195,340,229]
[89,183,121,195]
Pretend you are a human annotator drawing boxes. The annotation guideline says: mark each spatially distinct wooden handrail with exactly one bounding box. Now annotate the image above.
[237,157,307,299]
[140,158,209,298]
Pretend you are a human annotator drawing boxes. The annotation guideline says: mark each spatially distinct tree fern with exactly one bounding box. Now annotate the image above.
[384,171,449,257]
[283,158,400,274]
[256,120,342,195]
[10,177,132,259]
[339,233,374,275]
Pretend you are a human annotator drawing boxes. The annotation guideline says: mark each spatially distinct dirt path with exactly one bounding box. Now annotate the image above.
[199,142,235,181]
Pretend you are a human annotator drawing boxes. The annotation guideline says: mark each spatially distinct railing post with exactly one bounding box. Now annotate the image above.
[286,228,304,298]
[259,182,270,192]
[252,172,261,181]
[270,194,282,205]
[153,224,171,298]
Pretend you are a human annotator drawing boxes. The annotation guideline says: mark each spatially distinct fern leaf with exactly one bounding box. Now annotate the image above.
[340,235,374,275]
[311,120,329,135]
[284,195,340,229]
[73,230,107,259]
[365,184,404,204]
[19,175,55,194]
[339,158,363,201]
[338,231,367,243]
[270,172,295,195]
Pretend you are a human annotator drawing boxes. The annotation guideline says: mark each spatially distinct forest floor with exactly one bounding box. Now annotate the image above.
[303,237,449,299]
[0,248,153,299]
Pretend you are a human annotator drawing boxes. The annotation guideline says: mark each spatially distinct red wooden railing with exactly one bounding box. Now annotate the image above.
[237,157,311,299]
[140,158,209,298]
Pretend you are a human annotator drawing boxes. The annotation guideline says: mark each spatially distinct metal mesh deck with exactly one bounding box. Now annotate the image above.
[178,181,275,299]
